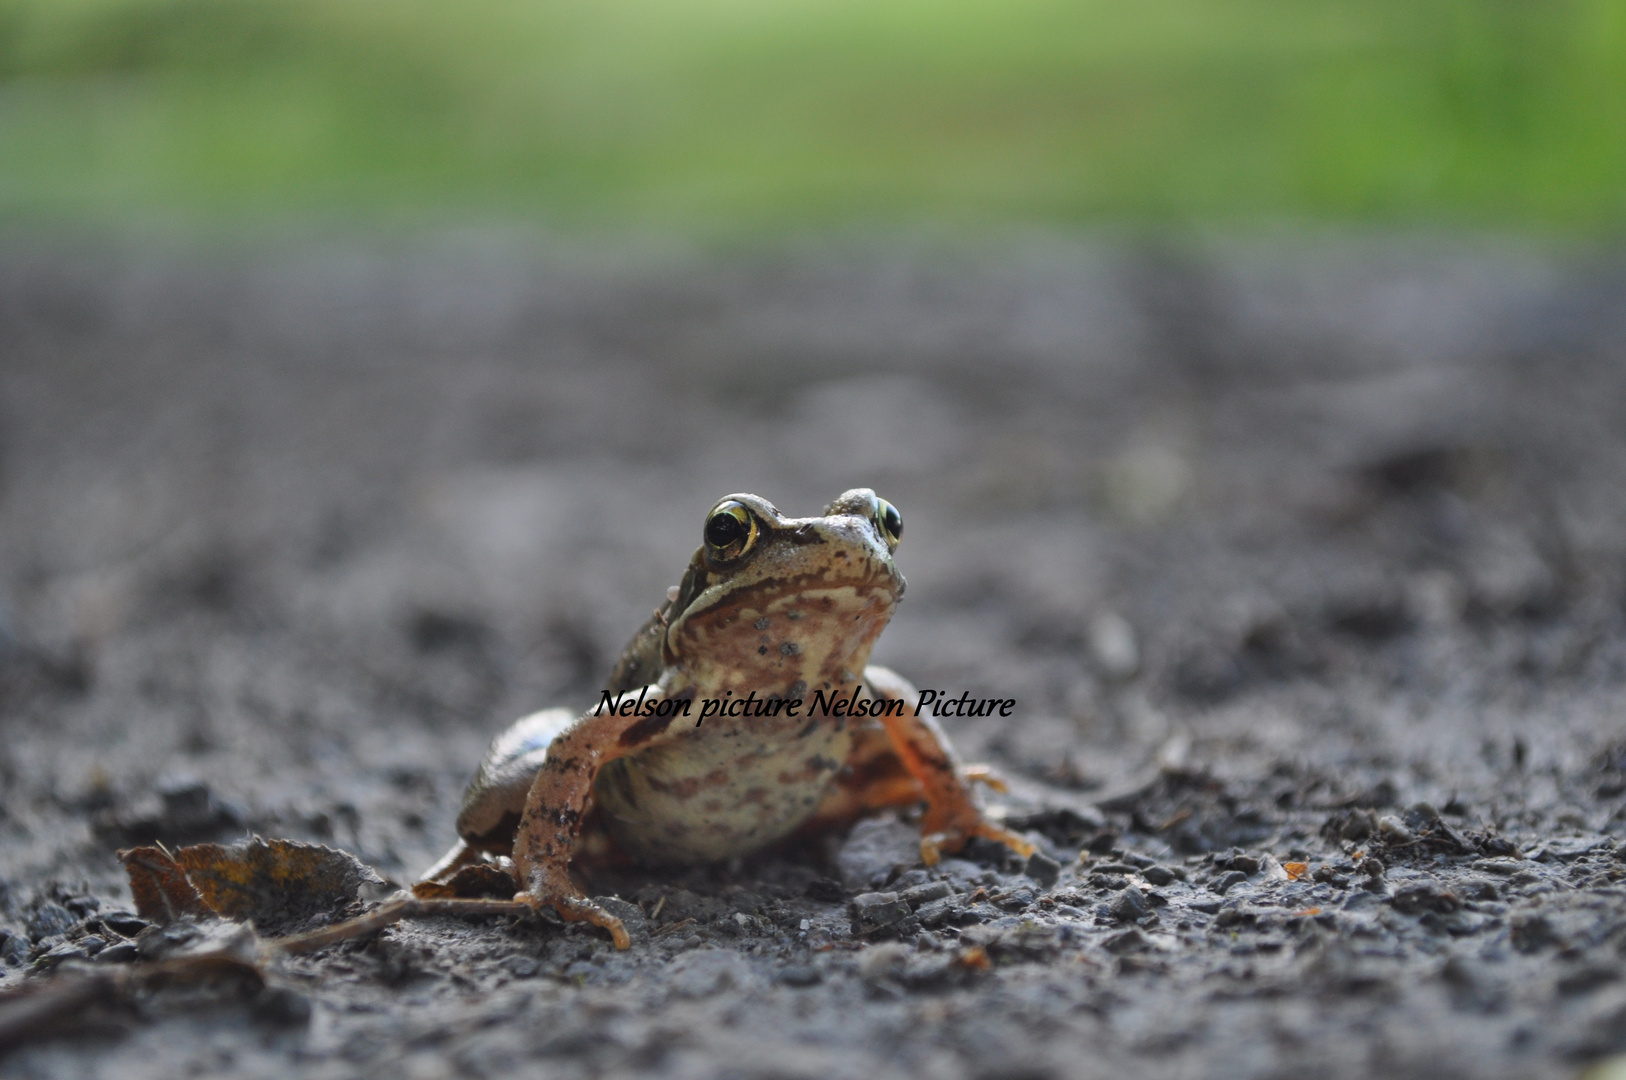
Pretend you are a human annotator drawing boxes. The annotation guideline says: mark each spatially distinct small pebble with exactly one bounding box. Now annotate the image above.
[901,881,953,908]
[1473,858,1524,876]
[915,897,960,928]
[1378,815,1414,844]
[0,935,28,967]
[1091,863,1139,875]
[27,903,77,942]
[851,891,910,935]
[891,869,931,891]
[1025,852,1062,889]
[1110,888,1149,922]
[997,889,1035,912]
[98,911,150,938]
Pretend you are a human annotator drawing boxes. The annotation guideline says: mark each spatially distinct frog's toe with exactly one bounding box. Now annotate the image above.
[920,834,945,866]
[519,890,631,950]
[972,821,1036,858]
[963,765,1010,793]
[921,820,1036,864]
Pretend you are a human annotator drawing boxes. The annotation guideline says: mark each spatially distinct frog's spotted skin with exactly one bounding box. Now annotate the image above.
[419,488,1032,948]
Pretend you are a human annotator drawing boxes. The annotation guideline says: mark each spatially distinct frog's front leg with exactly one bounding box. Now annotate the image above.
[511,687,694,949]
[863,666,1035,865]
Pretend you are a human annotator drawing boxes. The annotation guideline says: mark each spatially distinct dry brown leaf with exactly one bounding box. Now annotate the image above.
[121,837,385,933]
[119,845,212,923]
[173,837,385,931]
[1283,861,1309,881]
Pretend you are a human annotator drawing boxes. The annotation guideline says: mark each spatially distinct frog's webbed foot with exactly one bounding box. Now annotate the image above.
[963,764,1010,793]
[861,666,1037,868]
[919,818,1036,866]
[516,877,630,950]
[418,852,631,949]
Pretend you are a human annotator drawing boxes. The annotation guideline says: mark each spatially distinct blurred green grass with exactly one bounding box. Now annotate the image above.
[1,0,1623,231]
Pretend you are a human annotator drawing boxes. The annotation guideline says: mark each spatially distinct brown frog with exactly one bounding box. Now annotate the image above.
[418,489,1032,948]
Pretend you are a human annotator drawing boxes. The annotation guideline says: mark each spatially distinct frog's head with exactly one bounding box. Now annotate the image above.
[662,489,906,695]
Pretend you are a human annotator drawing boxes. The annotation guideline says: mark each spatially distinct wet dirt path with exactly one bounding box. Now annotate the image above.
[1,233,1623,1079]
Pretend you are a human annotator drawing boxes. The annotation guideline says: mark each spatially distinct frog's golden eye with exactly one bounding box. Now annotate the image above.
[704,500,758,562]
[874,498,903,551]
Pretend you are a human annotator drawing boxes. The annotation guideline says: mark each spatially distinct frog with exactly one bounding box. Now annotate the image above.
[417,488,1033,948]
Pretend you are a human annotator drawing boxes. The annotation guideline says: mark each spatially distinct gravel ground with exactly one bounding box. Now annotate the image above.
[1,230,1624,1080]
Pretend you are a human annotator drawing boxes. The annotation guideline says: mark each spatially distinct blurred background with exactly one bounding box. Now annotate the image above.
[5,5,1626,1075]
[2,0,1624,232]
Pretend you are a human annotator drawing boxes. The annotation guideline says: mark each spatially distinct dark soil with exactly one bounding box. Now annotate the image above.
[2,231,1625,1080]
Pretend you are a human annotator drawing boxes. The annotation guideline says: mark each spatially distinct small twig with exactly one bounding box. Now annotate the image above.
[649,895,667,921]
[271,896,534,956]
[1157,808,1193,831]
[651,917,694,938]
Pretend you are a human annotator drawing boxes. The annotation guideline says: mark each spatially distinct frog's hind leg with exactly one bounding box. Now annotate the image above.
[861,665,1035,864]
[802,724,924,834]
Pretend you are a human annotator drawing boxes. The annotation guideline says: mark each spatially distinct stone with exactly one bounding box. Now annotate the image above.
[1390,884,1461,916]
[901,881,953,908]
[850,891,911,935]
[915,897,962,929]
[27,902,77,941]
[1110,888,1149,922]
[837,817,921,890]
[1228,854,1261,875]
[1024,852,1062,889]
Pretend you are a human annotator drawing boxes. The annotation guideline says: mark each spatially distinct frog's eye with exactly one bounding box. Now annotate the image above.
[874,498,903,551]
[704,500,758,562]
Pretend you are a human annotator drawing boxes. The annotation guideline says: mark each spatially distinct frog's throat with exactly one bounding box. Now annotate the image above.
[662,581,897,698]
